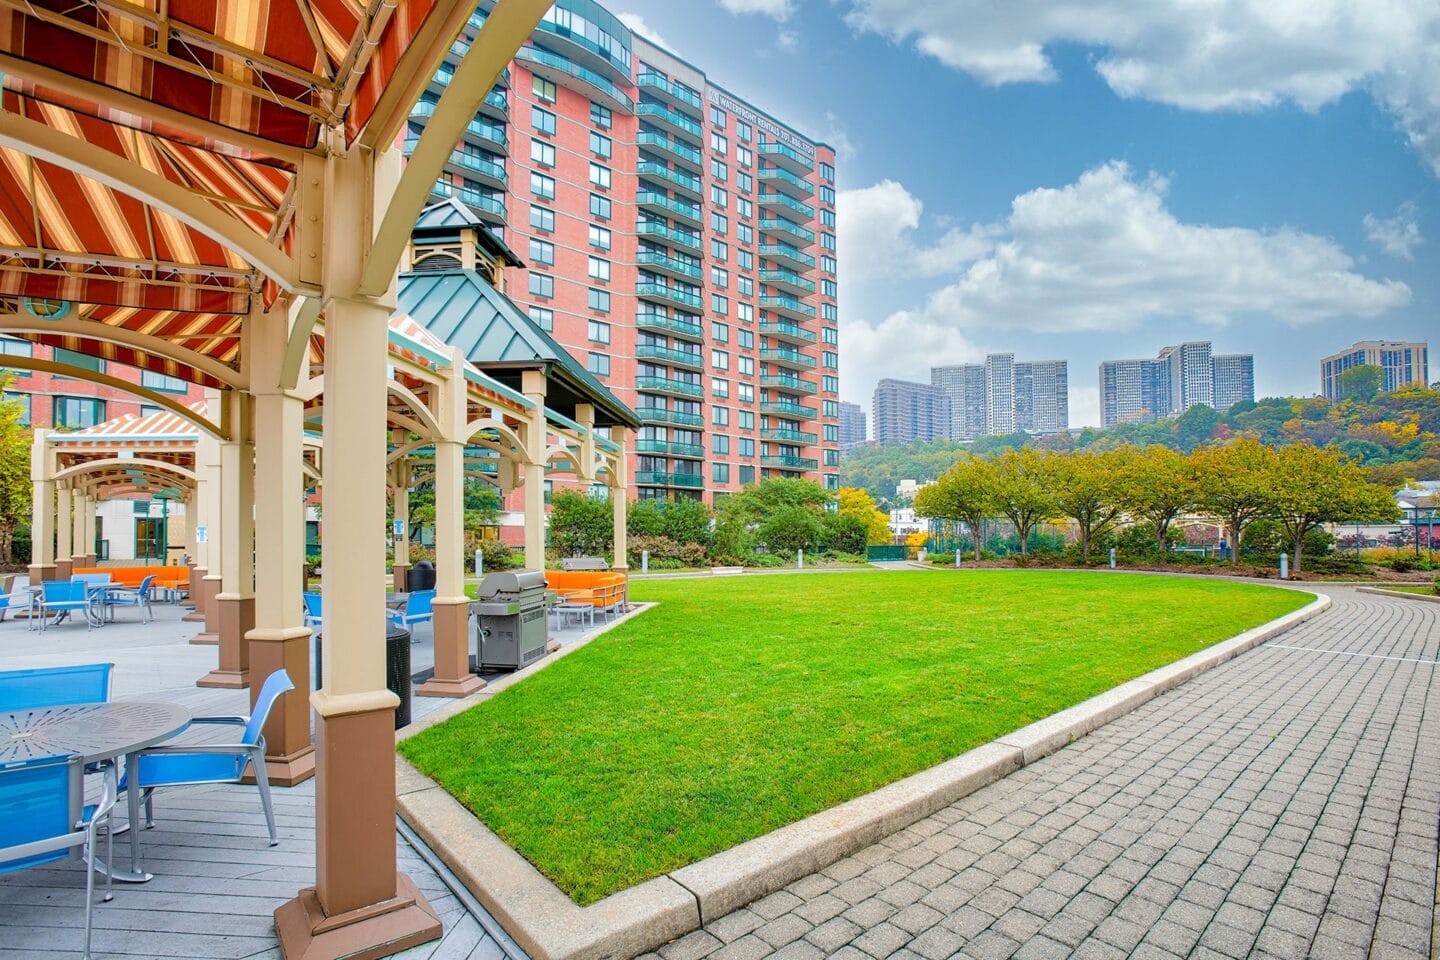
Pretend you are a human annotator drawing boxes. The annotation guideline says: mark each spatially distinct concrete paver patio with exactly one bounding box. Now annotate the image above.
[643,585,1439,960]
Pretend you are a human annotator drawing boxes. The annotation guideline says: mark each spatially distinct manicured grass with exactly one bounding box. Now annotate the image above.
[399,570,1307,904]
[1380,584,1439,595]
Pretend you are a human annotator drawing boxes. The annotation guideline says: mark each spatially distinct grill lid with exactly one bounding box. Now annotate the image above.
[476,569,548,600]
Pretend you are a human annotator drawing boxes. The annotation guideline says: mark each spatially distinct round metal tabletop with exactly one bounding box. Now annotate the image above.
[0,701,192,765]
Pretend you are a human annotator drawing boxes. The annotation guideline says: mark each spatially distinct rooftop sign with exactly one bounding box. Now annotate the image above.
[706,89,814,158]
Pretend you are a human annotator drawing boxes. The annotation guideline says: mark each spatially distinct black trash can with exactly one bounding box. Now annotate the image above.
[313,623,413,729]
[407,560,436,593]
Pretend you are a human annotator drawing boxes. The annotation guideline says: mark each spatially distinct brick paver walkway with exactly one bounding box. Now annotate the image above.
[646,586,1440,960]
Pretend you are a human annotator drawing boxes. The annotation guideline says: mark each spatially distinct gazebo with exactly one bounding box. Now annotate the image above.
[0,2,554,957]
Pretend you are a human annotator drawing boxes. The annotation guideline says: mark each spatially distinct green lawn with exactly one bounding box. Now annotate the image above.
[399,570,1307,904]
[1380,584,1439,595]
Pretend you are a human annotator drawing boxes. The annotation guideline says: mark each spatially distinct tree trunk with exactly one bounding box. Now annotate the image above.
[970,518,983,563]
[1156,519,1169,563]
[1079,526,1090,563]
[1016,521,1030,556]
[1292,529,1305,573]
[1230,523,1242,565]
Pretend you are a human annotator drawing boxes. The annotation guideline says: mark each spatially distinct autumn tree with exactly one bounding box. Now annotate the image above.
[1050,448,1133,563]
[1193,437,1275,565]
[837,486,892,546]
[988,448,1058,557]
[1336,364,1384,402]
[1264,445,1398,571]
[915,456,996,562]
[0,391,30,564]
[1119,445,1199,558]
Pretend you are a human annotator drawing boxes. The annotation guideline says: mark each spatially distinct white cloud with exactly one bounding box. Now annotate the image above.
[840,309,984,402]
[776,30,799,51]
[1363,201,1424,260]
[837,180,994,282]
[719,0,794,20]
[616,13,670,49]
[844,0,1440,175]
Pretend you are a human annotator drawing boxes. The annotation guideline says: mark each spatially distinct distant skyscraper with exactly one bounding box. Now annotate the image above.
[931,355,1068,439]
[839,401,867,450]
[985,353,1017,435]
[1161,341,1214,413]
[1016,360,1069,434]
[1101,358,1171,427]
[1211,354,1255,411]
[930,363,987,439]
[1320,340,1429,399]
[872,379,951,445]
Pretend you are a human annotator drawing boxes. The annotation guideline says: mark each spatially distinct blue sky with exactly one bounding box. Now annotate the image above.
[614,1,1439,426]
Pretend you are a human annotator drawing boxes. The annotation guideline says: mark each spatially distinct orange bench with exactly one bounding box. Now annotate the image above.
[545,571,627,617]
[71,566,190,594]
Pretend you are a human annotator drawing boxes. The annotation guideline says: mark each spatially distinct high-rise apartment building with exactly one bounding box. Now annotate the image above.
[872,379,950,445]
[1320,340,1429,399]
[1100,341,1253,427]
[409,1,840,501]
[839,401,866,450]
[931,355,1068,439]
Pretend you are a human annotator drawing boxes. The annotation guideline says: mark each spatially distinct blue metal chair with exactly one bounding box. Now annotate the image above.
[0,754,117,959]
[302,591,322,629]
[102,575,156,623]
[37,580,93,632]
[121,669,294,846]
[0,664,114,712]
[388,588,434,635]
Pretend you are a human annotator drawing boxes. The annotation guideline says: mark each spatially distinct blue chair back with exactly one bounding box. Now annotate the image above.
[406,590,434,618]
[71,574,111,587]
[302,592,322,619]
[135,575,156,596]
[42,580,87,604]
[0,664,114,712]
[0,754,78,874]
[242,670,295,746]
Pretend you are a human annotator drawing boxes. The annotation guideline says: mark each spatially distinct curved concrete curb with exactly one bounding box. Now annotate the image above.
[396,590,1330,960]
[1357,585,1440,604]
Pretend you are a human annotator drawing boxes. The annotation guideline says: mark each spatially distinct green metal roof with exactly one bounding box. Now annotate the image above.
[397,268,638,430]
[412,198,524,267]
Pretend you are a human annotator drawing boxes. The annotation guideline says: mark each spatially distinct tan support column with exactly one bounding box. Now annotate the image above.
[85,495,98,567]
[611,427,630,571]
[54,484,72,580]
[199,392,254,688]
[193,410,223,641]
[391,451,411,592]
[69,489,86,570]
[28,429,56,583]
[182,493,199,609]
[522,370,547,571]
[420,347,483,698]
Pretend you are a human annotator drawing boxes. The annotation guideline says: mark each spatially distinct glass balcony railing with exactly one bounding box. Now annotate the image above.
[760,218,816,246]
[761,295,817,320]
[411,101,508,150]
[759,164,814,197]
[636,249,703,280]
[761,375,818,394]
[431,180,505,218]
[637,220,702,254]
[636,282,704,310]
[636,343,705,368]
[760,348,817,370]
[635,471,705,488]
[762,455,819,471]
[535,18,633,82]
[759,140,815,173]
[517,46,634,112]
[637,73,703,111]
[761,428,819,444]
[759,243,815,270]
[761,401,818,419]
[760,269,816,295]
[637,102,703,140]
[635,406,705,428]
[637,160,702,196]
[636,312,704,340]
[637,131,702,168]
[636,190,702,224]
[759,192,815,221]
[636,438,705,459]
[636,375,705,399]
[760,320,818,344]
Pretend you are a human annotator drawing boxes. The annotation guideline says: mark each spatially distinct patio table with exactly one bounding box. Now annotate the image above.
[0,700,192,882]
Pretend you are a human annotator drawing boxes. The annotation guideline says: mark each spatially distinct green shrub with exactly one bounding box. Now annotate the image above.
[477,538,517,571]
[1391,556,1417,573]
[747,553,785,568]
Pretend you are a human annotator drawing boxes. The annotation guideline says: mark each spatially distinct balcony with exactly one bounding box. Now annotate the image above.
[637,73,703,114]
[762,455,819,471]
[636,249,702,282]
[759,243,815,271]
[410,101,508,152]
[761,375,818,395]
[637,130,703,171]
[533,18,633,86]
[517,45,634,114]
[636,343,705,369]
[637,220,702,256]
[637,102,703,143]
[636,190,703,228]
[636,312,704,341]
[759,218,816,248]
[636,375,705,399]
[761,295,817,321]
[759,164,814,199]
[760,348,816,371]
[761,428,819,444]
[637,160,702,200]
[635,471,705,489]
[636,438,705,459]
[636,281,703,311]
[760,321,817,345]
[759,192,815,222]
[759,268,815,297]
[635,405,705,428]
[759,141,815,174]
[761,401,818,419]
[431,180,505,223]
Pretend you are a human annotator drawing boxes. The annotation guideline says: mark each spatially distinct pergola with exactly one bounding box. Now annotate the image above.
[0,2,554,957]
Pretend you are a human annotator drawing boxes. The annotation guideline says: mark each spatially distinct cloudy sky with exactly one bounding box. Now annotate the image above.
[616,1,1439,426]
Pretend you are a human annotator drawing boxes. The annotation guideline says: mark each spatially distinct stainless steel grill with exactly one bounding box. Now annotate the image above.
[472,570,549,670]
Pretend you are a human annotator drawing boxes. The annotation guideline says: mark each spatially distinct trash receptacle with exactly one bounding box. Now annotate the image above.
[407,560,435,593]
[313,623,412,729]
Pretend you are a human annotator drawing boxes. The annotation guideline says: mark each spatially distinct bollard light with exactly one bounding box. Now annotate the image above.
[1279,552,1289,579]
[642,549,649,574]
[1109,547,1117,570]
[797,549,804,569]
[955,549,961,568]
[475,548,483,578]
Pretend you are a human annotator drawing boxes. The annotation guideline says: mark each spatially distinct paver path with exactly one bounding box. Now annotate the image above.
[647,586,1440,960]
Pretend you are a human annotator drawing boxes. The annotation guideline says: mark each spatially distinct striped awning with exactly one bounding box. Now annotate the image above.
[51,401,205,445]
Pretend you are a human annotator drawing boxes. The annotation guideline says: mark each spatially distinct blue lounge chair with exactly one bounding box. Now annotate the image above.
[0,754,117,959]
[102,575,156,623]
[0,663,114,712]
[121,669,293,846]
[37,580,94,631]
[388,589,434,635]
[302,591,322,629]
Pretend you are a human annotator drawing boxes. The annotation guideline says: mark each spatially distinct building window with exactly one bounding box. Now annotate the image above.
[737,303,754,324]
[588,225,611,250]
[823,351,838,369]
[711,378,730,399]
[822,255,837,274]
[54,396,105,428]
[4,391,30,426]
[139,404,161,418]
[740,465,755,485]
[711,321,729,343]
[711,158,728,181]
[711,132,727,155]
[822,399,839,417]
[54,348,105,374]
[588,256,611,282]
[711,239,728,261]
[737,224,753,245]
[588,288,611,313]
[737,383,753,403]
[712,434,730,455]
[739,438,755,457]
[736,277,753,297]
[738,329,754,349]
[530,205,555,232]
[738,356,754,376]
[530,172,555,199]
[588,319,611,344]
[736,120,752,142]
[533,76,556,103]
[711,212,728,235]
[822,326,839,345]
[737,197,753,219]
[710,185,728,207]
[710,294,729,316]
[822,375,839,393]
[531,106,556,136]
[824,424,839,442]
[528,306,554,331]
[820,209,836,228]
[529,273,554,299]
[528,238,555,266]
[589,132,612,159]
[140,370,187,393]
[820,162,835,183]
[736,171,753,193]
[590,193,611,220]
[822,303,838,321]
[530,139,555,167]
[588,352,610,377]
[712,406,730,426]
[711,266,729,288]
[713,463,730,484]
[0,337,33,359]
[710,105,727,127]
[738,410,754,430]
[589,162,611,189]
[820,185,836,206]
[822,279,838,298]
[590,103,612,129]
[736,145,752,167]
[821,232,836,251]
[711,349,729,371]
